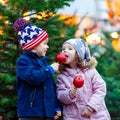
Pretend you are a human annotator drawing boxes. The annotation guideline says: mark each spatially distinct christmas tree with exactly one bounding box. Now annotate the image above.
[0,0,76,119]
[0,0,120,119]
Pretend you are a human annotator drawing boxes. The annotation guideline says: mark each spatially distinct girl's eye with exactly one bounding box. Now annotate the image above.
[62,47,72,51]
[69,47,72,50]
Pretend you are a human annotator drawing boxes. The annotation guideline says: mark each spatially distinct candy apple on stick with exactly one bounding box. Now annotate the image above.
[55,52,67,63]
[73,76,84,88]
[71,76,84,95]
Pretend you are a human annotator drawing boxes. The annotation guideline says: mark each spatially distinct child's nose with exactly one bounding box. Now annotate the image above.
[62,50,66,53]
[47,45,49,48]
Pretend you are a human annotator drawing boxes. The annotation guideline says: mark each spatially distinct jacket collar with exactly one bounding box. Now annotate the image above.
[23,50,50,61]
[62,67,88,77]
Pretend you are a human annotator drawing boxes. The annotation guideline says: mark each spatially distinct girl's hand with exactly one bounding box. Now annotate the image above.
[69,87,77,99]
[81,108,92,118]
[70,87,77,95]
[54,111,61,120]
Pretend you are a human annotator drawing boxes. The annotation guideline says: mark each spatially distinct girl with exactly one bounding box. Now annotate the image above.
[56,38,111,120]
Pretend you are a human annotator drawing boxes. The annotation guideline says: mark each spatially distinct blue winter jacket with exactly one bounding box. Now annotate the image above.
[16,50,61,118]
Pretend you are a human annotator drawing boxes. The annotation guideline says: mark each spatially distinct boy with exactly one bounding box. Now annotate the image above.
[14,18,61,120]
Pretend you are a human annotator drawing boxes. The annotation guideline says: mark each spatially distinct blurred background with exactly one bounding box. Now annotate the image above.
[0,0,120,119]
[58,0,120,37]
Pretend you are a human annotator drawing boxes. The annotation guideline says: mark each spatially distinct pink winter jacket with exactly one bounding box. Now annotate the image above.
[57,67,111,120]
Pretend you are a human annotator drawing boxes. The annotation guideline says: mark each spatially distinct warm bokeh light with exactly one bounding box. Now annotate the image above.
[107,0,120,20]
[106,0,114,19]
[4,20,8,25]
[35,11,48,20]
[59,14,77,25]
[35,11,55,20]
[110,32,119,39]
[0,26,3,35]
[0,30,3,35]
[112,38,120,52]
[85,33,101,45]
[113,0,120,19]
[23,12,31,21]
[0,0,8,6]
[23,11,55,20]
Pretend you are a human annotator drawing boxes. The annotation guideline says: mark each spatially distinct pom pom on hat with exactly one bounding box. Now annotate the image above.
[13,18,28,32]
[13,18,48,50]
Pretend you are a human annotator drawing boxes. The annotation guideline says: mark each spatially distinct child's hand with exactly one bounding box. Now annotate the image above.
[69,87,77,99]
[51,62,60,73]
[81,108,92,118]
[70,87,77,95]
[54,111,61,120]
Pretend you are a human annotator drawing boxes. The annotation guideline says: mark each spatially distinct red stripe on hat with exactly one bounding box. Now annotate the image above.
[23,31,48,50]
[28,34,48,50]
[22,31,48,50]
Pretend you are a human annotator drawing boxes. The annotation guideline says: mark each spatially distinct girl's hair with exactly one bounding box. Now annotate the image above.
[59,53,98,73]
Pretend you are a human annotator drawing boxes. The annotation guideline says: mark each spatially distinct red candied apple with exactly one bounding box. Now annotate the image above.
[55,52,67,63]
[73,76,84,88]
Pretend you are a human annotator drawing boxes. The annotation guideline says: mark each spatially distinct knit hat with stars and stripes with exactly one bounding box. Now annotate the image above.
[13,18,48,50]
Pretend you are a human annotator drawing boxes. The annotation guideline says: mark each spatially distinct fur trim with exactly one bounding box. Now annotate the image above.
[87,56,98,68]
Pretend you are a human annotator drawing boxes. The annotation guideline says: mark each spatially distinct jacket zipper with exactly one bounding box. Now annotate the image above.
[30,88,36,107]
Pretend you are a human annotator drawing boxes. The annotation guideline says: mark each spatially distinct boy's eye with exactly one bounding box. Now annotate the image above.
[44,42,48,45]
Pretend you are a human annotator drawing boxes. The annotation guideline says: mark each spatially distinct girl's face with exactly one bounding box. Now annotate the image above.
[62,43,78,68]
[34,39,49,57]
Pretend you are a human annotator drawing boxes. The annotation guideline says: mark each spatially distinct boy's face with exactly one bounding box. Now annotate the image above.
[34,39,49,57]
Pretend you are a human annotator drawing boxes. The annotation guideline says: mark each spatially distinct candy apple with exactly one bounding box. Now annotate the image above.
[55,52,67,63]
[73,76,84,88]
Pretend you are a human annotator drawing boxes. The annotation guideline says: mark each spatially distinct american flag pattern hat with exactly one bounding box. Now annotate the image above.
[63,38,91,61]
[14,18,48,50]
